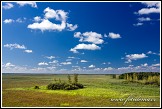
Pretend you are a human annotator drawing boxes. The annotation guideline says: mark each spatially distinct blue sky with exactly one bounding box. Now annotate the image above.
[2,1,160,74]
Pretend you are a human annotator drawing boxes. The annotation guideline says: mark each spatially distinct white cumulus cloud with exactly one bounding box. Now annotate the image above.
[104,67,114,71]
[28,19,66,32]
[89,65,95,68]
[24,50,32,53]
[138,8,160,15]
[142,2,160,7]
[4,43,26,50]
[152,63,160,67]
[125,53,148,63]
[4,62,15,67]
[141,63,148,67]
[136,2,160,15]
[46,56,55,59]
[61,62,72,65]
[108,32,121,39]
[66,23,78,31]
[16,2,37,8]
[3,19,14,24]
[80,60,88,63]
[70,43,101,53]
[138,17,151,22]
[2,3,14,9]
[49,60,58,64]
[28,7,77,32]
[34,16,42,22]
[44,7,67,21]
[74,31,104,44]
[38,62,48,66]
[133,22,143,26]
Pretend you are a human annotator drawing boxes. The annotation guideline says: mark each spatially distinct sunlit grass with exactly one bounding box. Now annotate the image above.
[2,74,160,107]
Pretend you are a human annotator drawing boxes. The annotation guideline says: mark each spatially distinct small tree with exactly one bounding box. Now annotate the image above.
[67,74,72,83]
[74,74,78,84]
[112,74,116,79]
[133,73,138,81]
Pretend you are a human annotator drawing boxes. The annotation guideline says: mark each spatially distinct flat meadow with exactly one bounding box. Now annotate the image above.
[2,73,160,107]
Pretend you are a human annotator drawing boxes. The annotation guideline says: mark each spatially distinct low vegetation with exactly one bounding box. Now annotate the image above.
[118,72,160,86]
[2,73,160,107]
[34,86,39,89]
[47,74,84,90]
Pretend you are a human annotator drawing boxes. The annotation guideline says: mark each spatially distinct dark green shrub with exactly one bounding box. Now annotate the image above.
[34,86,39,89]
[67,74,72,83]
[112,74,116,79]
[119,74,124,79]
[47,74,84,90]
[72,83,84,88]
[74,74,78,84]
[47,82,84,90]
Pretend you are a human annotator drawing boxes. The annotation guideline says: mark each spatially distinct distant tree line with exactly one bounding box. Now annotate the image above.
[118,72,160,86]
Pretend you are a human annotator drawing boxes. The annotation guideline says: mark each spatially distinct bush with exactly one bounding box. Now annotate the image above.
[47,82,84,90]
[47,74,84,90]
[74,74,78,84]
[112,74,116,79]
[72,83,84,88]
[34,86,39,89]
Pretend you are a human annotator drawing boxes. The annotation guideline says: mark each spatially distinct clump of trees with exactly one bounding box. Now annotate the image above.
[47,74,84,90]
[119,72,160,86]
[34,86,39,89]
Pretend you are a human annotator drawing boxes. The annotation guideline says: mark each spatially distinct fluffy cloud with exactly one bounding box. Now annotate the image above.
[61,62,72,65]
[138,8,160,15]
[133,22,143,26]
[133,2,160,26]
[152,63,160,67]
[28,19,66,32]
[4,43,26,49]
[74,31,104,44]
[136,2,160,15]
[2,63,160,73]
[108,32,121,39]
[46,56,55,59]
[34,16,42,22]
[138,17,151,22]
[104,67,114,71]
[3,19,14,24]
[2,3,14,9]
[28,7,77,32]
[38,62,48,66]
[4,62,15,67]
[16,17,26,23]
[44,7,67,21]
[66,23,78,31]
[125,53,148,63]
[80,60,88,63]
[141,63,148,67]
[147,51,159,55]
[49,60,58,64]
[3,18,26,24]
[89,64,95,68]
[4,43,33,54]
[16,2,37,8]
[24,50,32,53]
[70,43,101,53]
[71,31,121,53]
[142,2,160,7]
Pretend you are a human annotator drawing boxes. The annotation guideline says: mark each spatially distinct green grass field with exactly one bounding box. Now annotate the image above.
[2,73,160,107]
